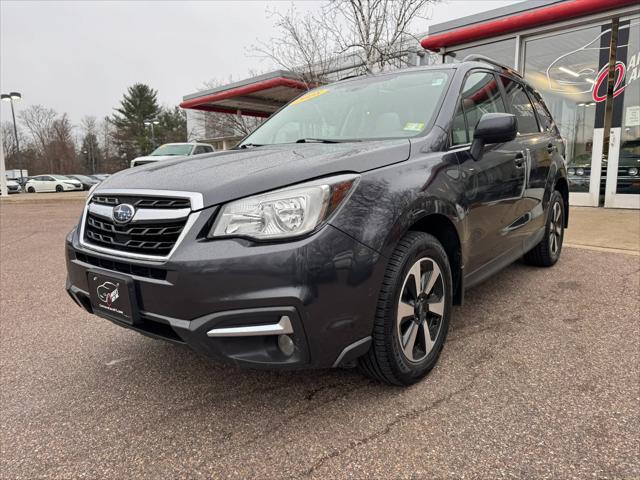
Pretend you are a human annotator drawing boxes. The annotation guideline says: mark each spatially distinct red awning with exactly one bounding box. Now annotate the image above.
[180,71,310,118]
[421,0,637,51]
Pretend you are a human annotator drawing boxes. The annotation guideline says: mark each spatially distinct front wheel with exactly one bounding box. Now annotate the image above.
[55,184,63,192]
[359,231,452,386]
[523,190,565,267]
[27,186,35,193]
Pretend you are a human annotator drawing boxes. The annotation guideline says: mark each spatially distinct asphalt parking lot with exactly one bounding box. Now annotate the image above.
[1,199,639,479]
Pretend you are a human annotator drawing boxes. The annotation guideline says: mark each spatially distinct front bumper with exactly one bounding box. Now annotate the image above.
[65,215,384,369]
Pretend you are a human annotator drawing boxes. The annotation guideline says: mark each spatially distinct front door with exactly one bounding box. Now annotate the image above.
[451,70,526,275]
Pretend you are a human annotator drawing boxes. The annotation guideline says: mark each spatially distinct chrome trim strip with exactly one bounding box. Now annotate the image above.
[90,188,205,211]
[133,208,191,222]
[88,203,114,220]
[206,316,294,337]
[79,188,205,262]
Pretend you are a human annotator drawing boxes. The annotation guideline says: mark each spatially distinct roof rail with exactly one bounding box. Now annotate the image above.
[462,54,522,78]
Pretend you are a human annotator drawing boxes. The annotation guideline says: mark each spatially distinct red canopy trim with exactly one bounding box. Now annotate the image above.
[421,0,637,52]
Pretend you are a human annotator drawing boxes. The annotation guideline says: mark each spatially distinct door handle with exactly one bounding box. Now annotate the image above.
[514,151,525,168]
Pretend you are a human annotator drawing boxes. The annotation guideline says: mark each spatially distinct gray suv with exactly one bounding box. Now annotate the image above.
[65,57,568,385]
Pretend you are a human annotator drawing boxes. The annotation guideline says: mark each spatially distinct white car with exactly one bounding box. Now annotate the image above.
[3,179,21,194]
[130,143,215,168]
[24,175,83,193]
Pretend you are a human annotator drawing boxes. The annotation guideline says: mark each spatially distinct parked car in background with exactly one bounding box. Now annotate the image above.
[67,174,100,191]
[130,143,214,168]
[25,175,83,193]
[90,174,110,182]
[66,57,569,386]
[1,179,21,194]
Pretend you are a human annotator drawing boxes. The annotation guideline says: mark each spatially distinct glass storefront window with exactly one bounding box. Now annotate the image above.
[612,17,640,197]
[524,23,613,195]
[444,38,516,68]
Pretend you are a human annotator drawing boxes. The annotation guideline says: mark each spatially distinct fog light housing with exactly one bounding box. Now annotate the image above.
[628,167,638,176]
[278,334,295,356]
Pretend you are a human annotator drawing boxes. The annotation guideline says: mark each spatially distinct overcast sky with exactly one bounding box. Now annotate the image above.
[1,0,521,125]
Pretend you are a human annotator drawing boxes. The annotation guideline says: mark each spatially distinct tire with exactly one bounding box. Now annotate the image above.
[55,184,63,192]
[523,190,565,267]
[359,231,452,386]
[27,187,35,193]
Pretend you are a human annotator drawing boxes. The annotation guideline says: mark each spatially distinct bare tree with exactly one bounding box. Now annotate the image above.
[254,0,438,81]
[323,0,436,72]
[253,5,339,85]
[19,105,56,157]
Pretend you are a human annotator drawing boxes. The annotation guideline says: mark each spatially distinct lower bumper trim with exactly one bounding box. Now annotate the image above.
[206,316,294,337]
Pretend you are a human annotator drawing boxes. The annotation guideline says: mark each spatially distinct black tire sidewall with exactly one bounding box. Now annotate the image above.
[384,235,452,384]
[56,185,63,192]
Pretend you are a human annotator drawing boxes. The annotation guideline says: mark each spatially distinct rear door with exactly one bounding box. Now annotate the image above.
[451,69,526,277]
[499,76,554,242]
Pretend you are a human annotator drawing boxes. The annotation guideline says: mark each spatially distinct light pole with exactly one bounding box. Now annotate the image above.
[144,119,159,151]
[1,91,24,185]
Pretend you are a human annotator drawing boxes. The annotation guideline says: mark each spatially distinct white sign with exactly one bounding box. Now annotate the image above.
[625,105,640,127]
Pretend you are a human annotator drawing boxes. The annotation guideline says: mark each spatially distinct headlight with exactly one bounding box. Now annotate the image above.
[209,174,359,240]
[576,168,585,176]
[628,167,638,176]
[567,168,575,175]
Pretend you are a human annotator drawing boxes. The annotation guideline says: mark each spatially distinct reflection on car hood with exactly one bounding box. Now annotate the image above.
[100,140,411,208]
[132,155,187,162]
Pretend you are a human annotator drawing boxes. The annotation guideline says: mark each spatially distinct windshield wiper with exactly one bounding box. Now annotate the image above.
[295,138,340,144]
[238,143,264,149]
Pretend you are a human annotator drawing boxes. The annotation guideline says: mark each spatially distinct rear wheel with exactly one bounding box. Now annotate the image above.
[359,232,452,386]
[523,190,565,267]
[55,184,63,192]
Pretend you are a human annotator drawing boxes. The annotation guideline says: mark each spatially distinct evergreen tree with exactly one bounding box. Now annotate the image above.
[112,84,161,159]
[156,106,188,144]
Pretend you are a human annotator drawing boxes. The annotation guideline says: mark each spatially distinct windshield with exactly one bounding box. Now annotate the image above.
[150,144,193,156]
[241,69,451,146]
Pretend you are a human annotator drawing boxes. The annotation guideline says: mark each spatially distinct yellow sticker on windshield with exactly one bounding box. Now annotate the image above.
[291,89,329,105]
[404,122,425,132]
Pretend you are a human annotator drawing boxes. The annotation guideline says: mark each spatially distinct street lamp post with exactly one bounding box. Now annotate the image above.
[144,119,159,151]
[1,92,24,185]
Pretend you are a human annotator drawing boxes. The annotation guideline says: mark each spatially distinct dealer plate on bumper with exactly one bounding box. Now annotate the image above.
[87,270,139,324]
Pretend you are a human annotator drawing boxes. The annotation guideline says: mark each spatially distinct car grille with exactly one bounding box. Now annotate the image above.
[83,194,192,257]
[92,195,190,209]
[74,252,167,280]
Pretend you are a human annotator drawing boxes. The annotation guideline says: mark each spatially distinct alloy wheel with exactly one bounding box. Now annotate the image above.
[549,201,563,256]
[396,257,445,363]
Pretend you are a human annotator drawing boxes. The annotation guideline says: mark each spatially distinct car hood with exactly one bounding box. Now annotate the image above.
[100,140,411,208]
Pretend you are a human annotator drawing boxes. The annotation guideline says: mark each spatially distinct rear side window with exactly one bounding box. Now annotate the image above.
[452,71,506,146]
[528,88,556,133]
[501,77,539,134]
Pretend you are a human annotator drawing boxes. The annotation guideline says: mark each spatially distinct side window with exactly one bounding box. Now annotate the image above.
[193,146,204,155]
[528,88,556,133]
[204,146,213,152]
[452,71,506,146]
[501,77,539,134]
[44,176,54,181]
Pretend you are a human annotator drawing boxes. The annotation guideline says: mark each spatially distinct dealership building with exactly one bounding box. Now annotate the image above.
[182,0,639,209]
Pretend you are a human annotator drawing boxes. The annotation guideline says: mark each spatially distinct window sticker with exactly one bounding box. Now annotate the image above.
[403,122,425,132]
[291,89,329,105]
[431,78,445,86]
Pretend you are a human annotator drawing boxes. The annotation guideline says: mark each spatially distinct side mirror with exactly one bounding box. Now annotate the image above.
[470,113,518,160]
